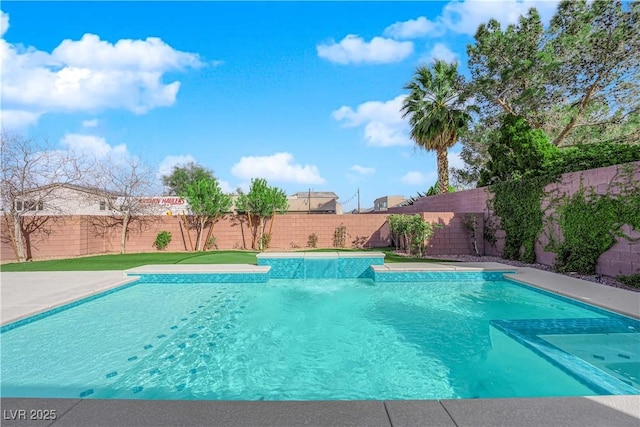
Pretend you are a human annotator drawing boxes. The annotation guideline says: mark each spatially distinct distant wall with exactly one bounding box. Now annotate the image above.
[3,162,638,277]
[387,187,490,214]
[0,212,480,262]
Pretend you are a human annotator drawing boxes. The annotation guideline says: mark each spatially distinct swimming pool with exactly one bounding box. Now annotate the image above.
[1,264,638,401]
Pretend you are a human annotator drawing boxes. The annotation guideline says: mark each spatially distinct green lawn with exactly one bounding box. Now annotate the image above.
[0,248,450,272]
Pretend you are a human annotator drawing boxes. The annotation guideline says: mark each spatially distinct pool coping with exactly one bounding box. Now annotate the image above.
[0,395,638,426]
[1,263,639,426]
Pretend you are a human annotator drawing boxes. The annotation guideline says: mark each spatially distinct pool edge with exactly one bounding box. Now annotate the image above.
[0,396,637,426]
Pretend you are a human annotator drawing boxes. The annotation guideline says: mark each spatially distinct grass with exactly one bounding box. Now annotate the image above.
[0,248,450,272]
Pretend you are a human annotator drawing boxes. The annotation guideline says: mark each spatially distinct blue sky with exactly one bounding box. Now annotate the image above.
[0,0,560,211]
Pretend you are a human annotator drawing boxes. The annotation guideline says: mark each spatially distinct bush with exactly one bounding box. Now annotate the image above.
[387,214,441,257]
[333,225,347,248]
[480,114,558,185]
[426,182,455,195]
[543,142,640,177]
[153,231,172,250]
[617,274,640,289]
[307,233,318,248]
[205,236,218,250]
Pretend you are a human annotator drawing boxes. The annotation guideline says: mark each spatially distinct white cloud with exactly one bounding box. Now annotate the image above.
[317,35,413,65]
[0,10,8,38]
[350,165,375,175]
[218,180,236,194]
[51,34,203,71]
[0,110,42,129]
[157,154,197,178]
[332,94,410,147]
[1,18,204,125]
[231,152,325,184]
[383,16,444,39]
[60,133,128,159]
[420,43,458,64]
[401,171,435,186]
[442,0,560,35]
[82,119,98,128]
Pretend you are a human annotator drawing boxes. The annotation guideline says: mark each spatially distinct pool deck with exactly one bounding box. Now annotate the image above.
[1,262,639,426]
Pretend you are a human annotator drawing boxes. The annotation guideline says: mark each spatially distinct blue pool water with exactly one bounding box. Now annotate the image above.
[1,276,638,400]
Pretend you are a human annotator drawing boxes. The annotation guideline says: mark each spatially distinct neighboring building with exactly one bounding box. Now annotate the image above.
[373,195,405,212]
[8,183,119,216]
[348,207,374,214]
[8,184,190,216]
[287,191,343,214]
[7,184,345,216]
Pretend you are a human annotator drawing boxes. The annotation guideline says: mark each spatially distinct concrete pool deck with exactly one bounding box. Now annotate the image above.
[1,263,639,426]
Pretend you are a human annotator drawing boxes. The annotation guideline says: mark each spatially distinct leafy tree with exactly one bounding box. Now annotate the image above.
[182,177,232,251]
[459,0,639,186]
[467,8,548,129]
[480,114,559,185]
[235,178,288,250]
[468,0,639,147]
[401,60,474,194]
[450,123,496,187]
[545,0,640,146]
[162,162,215,196]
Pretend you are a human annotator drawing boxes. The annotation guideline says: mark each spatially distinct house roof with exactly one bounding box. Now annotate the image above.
[17,183,122,198]
[291,191,339,199]
[287,197,339,212]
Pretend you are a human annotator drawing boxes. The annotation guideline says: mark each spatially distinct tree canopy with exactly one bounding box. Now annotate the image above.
[479,114,558,185]
[454,0,640,186]
[468,0,639,147]
[401,60,474,194]
[183,176,232,251]
[162,162,215,196]
[236,178,288,250]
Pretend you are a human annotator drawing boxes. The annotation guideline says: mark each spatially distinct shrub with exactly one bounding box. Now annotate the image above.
[258,233,271,250]
[426,182,455,195]
[153,231,172,250]
[387,214,441,256]
[205,236,218,250]
[307,233,318,248]
[351,236,368,248]
[617,274,640,289]
[333,225,347,248]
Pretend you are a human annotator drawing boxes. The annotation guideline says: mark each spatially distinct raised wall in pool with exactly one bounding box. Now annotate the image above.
[257,252,385,279]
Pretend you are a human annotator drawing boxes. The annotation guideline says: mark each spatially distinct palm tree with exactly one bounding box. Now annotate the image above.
[401,60,473,194]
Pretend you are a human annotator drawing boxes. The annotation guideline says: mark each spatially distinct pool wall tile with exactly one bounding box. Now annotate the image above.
[257,258,305,279]
[128,272,269,284]
[257,255,383,279]
[372,270,514,282]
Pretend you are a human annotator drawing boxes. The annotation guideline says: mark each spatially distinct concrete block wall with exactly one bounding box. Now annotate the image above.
[389,162,640,276]
[387,187,490,214]
[2,162,637,277]
[0,211,480,262]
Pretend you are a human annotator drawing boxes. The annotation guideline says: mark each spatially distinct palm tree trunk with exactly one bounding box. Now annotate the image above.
[436,148,449,194]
